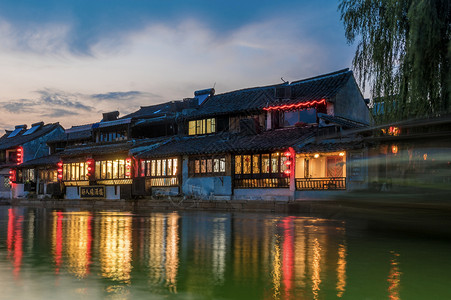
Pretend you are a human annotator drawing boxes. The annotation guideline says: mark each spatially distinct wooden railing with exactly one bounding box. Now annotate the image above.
[296,177,346,190]
[234,178,289,189]
[149,177,179,187]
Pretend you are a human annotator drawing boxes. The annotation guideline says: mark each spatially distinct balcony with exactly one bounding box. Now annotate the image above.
[234,178,289,189]
[296,177,346,190]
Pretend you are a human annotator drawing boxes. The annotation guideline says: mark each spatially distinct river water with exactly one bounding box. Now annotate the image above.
[0,206,450,300]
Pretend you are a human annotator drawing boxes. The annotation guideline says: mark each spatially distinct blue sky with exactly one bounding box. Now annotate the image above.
[0,0,356,129]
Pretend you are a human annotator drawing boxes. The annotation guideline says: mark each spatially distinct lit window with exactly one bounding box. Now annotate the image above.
[262,154,270,173]
[95,162,101,179]
[113,160,119,178]
[63,164,67,180]
[235,156,242,174]
[189,121,196,135]
[220,158,226,173]
[189,118,217,135]
[213,158,220,173]
[156,160,161,176]
[146,160,151,177]
[119,160,125,178]
[196,120,202,135]
[167,159,172,176]
[201,159,206,173]
[189,156,226,176]
[207,159,213,173]
[195,160,200,173]
[271,153,279,173]
[252,155,260,174]
[243,155,251,174]
[172,159,178,176]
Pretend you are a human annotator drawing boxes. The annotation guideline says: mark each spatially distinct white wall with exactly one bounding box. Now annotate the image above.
[11,183,26,198]
[105,186,121,200]
[65,186,81,199]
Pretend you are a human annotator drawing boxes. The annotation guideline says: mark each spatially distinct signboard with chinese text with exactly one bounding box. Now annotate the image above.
[80,186,105,198]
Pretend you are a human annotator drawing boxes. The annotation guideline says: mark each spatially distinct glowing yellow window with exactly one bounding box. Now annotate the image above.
[188,121,196,135]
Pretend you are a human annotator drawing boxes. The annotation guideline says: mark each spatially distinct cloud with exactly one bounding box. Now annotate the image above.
[0,7,355,128]
[0,19,71,56]
[1,99,36,113]
[37,89,93,111]
[42,108,81,118]
[91,91,158,101]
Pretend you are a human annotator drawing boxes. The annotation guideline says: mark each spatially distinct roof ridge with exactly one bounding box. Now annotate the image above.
[213,82,287,97]
[290,68,350,85]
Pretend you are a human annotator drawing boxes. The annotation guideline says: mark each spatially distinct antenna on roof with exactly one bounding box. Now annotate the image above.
[281,77,288,84]
[213,82,216,89]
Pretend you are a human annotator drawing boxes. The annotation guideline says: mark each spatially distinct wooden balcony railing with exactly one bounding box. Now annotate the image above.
[149,177,179,187]
[296,177,346,190]
[234,178,289,189]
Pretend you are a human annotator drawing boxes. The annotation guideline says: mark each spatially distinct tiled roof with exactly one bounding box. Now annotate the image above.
[60,141,135,158]
[122,101,187,119]
[46,123,93,143]
[285,69,352,104]
[59,137,170,159]
[186,69,352,119]
[16,154,61,168]
[135,127,317,158]
[47,129,93,143]
[295,136,365,153]
[186,86,279,119]
[0,123,62,150]
[319,114,369,128]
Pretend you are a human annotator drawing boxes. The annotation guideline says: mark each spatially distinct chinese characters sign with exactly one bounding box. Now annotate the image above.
[80,186,105,198]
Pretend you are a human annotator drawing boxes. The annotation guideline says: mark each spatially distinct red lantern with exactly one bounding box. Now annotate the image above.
[283,148,295,177]
[57,161,64,180]
[9,169,16,182]
[86,159,95,180]
[16,147,23,164]
[125,158,132,177]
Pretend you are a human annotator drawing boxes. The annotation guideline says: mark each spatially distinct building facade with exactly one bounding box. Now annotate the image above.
[8,68,374,201]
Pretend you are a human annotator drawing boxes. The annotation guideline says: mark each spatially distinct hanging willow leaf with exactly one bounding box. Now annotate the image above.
[339,0,450,123]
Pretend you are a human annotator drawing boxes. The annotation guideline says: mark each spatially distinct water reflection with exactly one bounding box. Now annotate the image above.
[1,207,451,299]
[7,208,23,278]
[336,243,347,297]
[98,212,133,283]
[67,212,92,278]
[388,251,401,300]
[143,212,180,293]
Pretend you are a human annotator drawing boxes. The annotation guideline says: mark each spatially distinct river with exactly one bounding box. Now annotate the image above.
[0,206,450,299]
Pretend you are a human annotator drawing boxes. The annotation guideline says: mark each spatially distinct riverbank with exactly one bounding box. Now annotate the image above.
[3,193,451,238]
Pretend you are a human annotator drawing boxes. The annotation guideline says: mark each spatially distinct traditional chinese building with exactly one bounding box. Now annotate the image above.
[0,122,64,198]
[7,68,373,201]
[133,68,371,200]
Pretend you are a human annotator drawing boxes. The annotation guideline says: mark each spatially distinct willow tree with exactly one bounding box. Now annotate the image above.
[339,0,450,122]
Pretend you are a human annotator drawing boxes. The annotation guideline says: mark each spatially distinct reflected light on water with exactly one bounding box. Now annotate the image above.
[3,208,439,300]
[7,209,23,279]
[146,212,180,293]
[388,251,401,300]
[99,212,133,283]
[311,238,322,300]
[148,213,166,285]
[282,217,295,299]
[52,211,63,274]
[336,243,347,297]
[65,212,93,278]
[211,217,227,284]
[271,234,281,299]
[165,212,180,293]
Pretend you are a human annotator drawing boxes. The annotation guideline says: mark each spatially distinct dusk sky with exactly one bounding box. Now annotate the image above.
[0,0,357,130]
